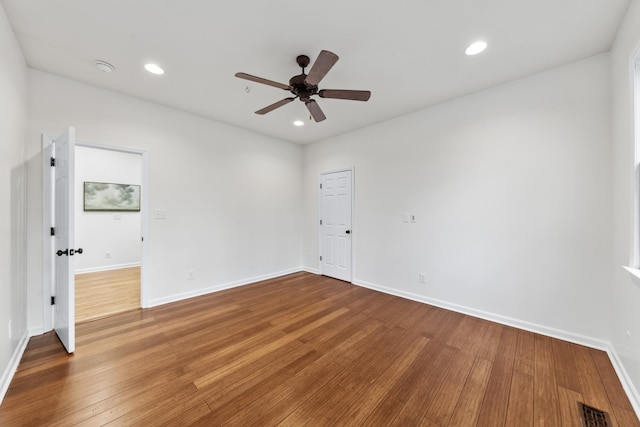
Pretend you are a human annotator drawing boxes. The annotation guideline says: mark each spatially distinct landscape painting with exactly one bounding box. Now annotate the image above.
[83,182,141,211]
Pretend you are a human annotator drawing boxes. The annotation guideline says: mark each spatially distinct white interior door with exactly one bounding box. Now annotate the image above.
[320,169,352,282]
[53,128,76,353]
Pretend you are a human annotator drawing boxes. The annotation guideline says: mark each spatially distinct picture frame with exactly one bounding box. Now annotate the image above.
[83,181,141,212]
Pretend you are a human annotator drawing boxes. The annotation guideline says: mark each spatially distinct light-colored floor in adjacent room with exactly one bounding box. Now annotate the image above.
[75,266,140,323]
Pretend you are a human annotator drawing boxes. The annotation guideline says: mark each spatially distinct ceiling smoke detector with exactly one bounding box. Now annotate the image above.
[94,60,114,73]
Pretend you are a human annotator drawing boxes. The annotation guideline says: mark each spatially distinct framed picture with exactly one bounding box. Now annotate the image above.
[83,182,141,212]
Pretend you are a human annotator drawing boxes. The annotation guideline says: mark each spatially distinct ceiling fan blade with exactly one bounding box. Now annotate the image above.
[235,72,290,90]
[255,97,296,115]
[305,50,339,86]
[319,89,371,101]
[305,99,326,122]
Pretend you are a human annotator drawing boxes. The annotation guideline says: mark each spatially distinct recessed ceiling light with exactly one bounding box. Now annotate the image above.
[293,120,304,127]
[144,63,165,75]
[94,60,114,73]
[465,41,487,56]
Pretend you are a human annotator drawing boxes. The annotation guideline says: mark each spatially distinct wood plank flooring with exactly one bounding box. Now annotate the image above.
[1,272,638,426]
[75,267,140,323]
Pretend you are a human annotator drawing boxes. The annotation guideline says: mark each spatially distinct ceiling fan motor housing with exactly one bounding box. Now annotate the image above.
[289,73,318,101]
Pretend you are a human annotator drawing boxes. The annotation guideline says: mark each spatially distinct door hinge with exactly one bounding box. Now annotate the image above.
[50,227,55,236]
[320,219,322,225]
[50,157,55,167]
[320,256,323,261]
[50,296,55,305]
[320,183,322,189]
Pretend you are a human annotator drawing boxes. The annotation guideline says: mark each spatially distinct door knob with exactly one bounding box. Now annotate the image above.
[345,230,351,234]
[56,248,82,256]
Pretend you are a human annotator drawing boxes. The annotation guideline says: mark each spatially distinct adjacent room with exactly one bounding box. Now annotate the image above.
[74,146,143,323]
[1,0,640,425]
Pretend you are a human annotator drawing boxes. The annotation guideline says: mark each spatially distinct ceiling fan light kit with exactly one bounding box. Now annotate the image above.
[235,50,371,122]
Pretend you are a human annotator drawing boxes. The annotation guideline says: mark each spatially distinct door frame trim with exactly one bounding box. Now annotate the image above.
[318,167,355,282]
[42,136,150,334]
[42,135,54,333]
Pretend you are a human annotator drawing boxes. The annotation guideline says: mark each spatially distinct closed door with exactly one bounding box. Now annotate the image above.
[320,170,352,282]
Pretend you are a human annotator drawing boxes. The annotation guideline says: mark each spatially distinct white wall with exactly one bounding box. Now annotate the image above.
[611,0,640,411]
[75,146,142,272]
[26,70,303,331]
[0,2,28,401]
[304,54,613,345]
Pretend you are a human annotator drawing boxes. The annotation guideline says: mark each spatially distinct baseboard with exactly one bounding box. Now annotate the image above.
[28,325,44,337]
[606,346,640,420]
[75,262,141,275]
[353,278,610,351]
[0,333,29,406]
[301,266,320,275]
[147,267,303,307]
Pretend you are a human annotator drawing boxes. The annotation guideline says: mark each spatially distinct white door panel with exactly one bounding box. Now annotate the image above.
[320,170,352,282]
[53,128,76,353]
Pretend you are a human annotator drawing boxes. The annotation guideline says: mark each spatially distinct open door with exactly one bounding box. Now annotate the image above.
[53,127,76,353]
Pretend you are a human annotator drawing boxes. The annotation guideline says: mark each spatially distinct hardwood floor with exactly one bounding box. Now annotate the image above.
[1,272,638,426]
[75,267,140,323]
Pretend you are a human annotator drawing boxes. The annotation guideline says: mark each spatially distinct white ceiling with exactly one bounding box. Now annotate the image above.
[1,0,631,144]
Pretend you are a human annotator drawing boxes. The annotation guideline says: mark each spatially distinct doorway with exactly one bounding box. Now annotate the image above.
[319,168,353,282]
[42,131,149,345]
[74,145,143,322]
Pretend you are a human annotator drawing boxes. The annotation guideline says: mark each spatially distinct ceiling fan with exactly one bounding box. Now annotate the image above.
[235,50,371,122]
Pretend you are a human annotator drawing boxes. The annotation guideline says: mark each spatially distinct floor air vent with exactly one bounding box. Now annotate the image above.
[578,402,612,427]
